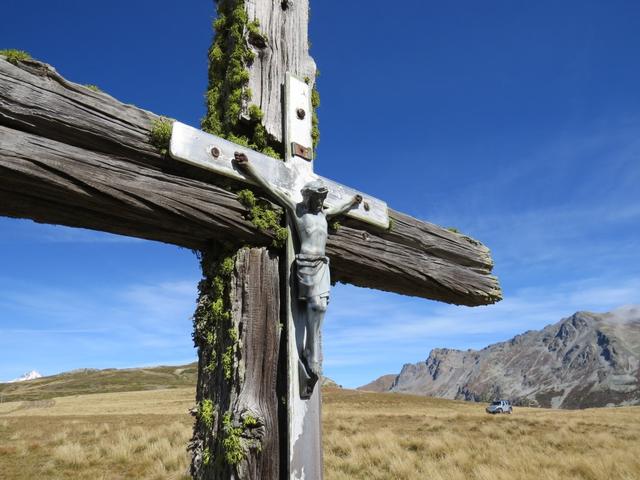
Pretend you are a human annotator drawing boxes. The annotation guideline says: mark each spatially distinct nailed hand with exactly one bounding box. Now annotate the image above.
[234,151,249,167]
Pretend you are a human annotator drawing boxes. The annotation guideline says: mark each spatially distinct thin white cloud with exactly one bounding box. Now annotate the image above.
[324,277,640,383]
[0,276,199,380]
[0,219,145,244]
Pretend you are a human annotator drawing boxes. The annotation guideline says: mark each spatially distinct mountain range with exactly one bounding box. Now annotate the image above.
[359,306,640,409]
[0,364,198,402]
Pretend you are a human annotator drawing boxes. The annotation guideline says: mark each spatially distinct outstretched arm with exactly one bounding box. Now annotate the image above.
[325,194,363,218]
[233,152,296,212]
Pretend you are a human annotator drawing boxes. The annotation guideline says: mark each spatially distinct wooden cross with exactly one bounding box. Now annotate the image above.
[170,73,390,478]
[0,1,501,479]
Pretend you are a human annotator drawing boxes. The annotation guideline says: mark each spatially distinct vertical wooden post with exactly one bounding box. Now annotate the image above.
[194,1,319,478]
[191,247,281,479]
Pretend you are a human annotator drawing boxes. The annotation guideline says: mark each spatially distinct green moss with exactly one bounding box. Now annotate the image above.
[223,327,239,381]
[193,247,238,398]
[387,217,395,232]
[149,117,173,155]
[242,414,258,428]
[204,356,217,374]
[447,227,460,233]
[0,49,31,65]
[193,246,249,470]
[203,447,212,466]
[222,411,245,465]
[237,189,288,248]
[203,0,282,159]
[311,86,320,150]
[222,345,234,381]
[220,256,235,277]
[199,399,215,429]
[237,189,256,208]
[247,20,267,47]
[84,84,102,93]
[247,104,263,122]
[228,327,238,343]
[212,277,225,298]
[329,220,340,232]
[211,298,230,323]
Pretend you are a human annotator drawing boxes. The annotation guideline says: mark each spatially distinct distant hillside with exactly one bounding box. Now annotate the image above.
[0,363,198,402]
[367,306,640,409]
[357,374,397,392]
[7,370,43,383]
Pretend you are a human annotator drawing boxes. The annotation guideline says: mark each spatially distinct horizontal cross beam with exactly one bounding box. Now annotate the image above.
[170,122,389,229]
[0,57,501,306]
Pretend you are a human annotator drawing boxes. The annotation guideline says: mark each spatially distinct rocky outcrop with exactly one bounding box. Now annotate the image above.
[388,306,640,409]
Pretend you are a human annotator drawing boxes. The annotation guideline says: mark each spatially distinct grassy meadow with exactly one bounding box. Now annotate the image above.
[1,386,639,479]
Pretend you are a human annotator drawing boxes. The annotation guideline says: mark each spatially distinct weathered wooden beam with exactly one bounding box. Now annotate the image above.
[0,57,501,306]
[190,247,281,479]
[244,0,316,145]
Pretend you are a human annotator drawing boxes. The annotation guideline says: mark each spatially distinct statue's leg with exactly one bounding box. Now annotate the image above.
[304,296,328,377]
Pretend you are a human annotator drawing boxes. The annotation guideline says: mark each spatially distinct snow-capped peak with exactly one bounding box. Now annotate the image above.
[8,370,43,383]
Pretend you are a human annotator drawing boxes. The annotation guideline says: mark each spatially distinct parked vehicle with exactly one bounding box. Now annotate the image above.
[486,399,512,414]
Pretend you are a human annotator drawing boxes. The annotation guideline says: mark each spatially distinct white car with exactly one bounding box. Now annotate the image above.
[486,399,512,414]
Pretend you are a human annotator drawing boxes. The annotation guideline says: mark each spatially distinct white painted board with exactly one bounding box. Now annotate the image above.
[169,121,389,229]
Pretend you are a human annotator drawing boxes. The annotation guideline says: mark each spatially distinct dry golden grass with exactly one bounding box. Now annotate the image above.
[0,414,191,479]
[323,388,640,480]
[1,386,639,479]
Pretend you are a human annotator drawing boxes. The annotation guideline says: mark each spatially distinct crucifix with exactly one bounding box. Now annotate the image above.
[0,1,501,479]
[170,72,389,478]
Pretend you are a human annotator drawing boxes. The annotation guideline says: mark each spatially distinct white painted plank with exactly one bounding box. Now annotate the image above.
[169,121,390,229]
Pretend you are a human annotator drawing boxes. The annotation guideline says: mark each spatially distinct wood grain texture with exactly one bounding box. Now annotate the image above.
[230,248,281,478]
[191,248,281,479]
[0,57,501,306]
[244,0,316,143]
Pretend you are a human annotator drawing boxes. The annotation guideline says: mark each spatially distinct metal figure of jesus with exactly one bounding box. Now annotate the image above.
[234,152,361,382]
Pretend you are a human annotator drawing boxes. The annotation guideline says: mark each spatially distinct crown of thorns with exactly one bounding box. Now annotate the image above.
[301,180,328,197]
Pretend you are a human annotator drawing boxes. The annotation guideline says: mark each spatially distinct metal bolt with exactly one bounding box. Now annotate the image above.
[210,146,221,158]
[296,108,306,120]
[364,201,370,211]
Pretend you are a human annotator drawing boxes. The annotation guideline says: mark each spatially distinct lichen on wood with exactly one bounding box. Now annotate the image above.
[0,49,31,65]
[149,116,173,155]
[190,247,281,479]
[204,0,319,158]
[237,189,288,248]
[203,0,280,159]
[190,245,239,477]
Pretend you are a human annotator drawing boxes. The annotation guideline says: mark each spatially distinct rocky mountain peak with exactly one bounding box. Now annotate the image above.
[365,306,640,409]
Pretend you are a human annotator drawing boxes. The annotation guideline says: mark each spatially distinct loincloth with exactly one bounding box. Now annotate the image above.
[295,254,330,300]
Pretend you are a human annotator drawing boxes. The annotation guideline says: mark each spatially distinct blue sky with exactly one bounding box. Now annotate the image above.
[1,1,639,387]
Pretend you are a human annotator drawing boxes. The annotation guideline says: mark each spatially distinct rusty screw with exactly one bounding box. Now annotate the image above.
[296,108,306,120]
[210,146,221,158]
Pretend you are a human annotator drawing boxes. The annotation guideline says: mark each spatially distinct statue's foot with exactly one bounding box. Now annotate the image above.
[298,358,318,399]
[302,348,322,378]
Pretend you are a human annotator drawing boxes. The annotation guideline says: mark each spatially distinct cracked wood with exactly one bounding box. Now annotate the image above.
[0,57,501,306]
